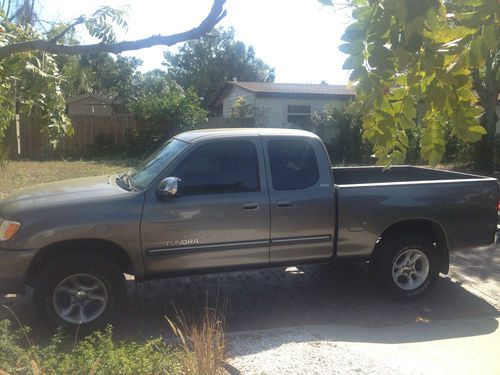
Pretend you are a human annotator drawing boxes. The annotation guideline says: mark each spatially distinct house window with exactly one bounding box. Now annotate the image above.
[287,105,312,127]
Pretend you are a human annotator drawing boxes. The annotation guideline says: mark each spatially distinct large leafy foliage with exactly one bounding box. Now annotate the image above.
[164,27,275,108]
[0,11,70,145]
[334,0,498,166]
[127,70,208,156]
[0,4,129,153]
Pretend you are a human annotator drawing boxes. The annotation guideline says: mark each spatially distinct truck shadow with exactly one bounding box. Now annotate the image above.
[114,261,499,343]
[1,259,498,345]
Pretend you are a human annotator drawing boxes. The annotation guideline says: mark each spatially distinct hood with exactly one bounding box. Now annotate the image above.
[0,175,132,216]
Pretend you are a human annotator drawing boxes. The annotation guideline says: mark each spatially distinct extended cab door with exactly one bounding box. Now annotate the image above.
[262,135,336,263]
[141,137,271,274]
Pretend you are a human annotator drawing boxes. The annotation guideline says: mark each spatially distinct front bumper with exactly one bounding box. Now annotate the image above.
[0,249,37,294]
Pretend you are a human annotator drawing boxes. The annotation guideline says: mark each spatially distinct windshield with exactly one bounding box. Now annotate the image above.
[128,138,189,189]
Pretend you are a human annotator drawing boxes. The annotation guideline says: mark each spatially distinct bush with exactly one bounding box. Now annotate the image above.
[0,320,182,375]
[313,102,373,165]
[126,71,207,158]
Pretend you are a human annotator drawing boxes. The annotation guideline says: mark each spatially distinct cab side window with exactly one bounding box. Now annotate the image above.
[268,140,319,190]
[172,140,260,195]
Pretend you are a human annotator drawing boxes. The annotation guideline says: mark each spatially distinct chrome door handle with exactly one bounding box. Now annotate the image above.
[276,200,292,208]
[243,202,260,210]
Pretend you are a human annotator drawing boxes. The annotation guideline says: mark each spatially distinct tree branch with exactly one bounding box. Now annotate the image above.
[0,0,226,59]
[49,16,85,43]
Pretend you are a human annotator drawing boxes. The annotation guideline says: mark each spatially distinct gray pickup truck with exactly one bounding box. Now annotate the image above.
[0,128,498,329]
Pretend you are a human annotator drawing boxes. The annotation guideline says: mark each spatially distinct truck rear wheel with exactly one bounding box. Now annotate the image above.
[372,234,440,300]
[34,253,125,332]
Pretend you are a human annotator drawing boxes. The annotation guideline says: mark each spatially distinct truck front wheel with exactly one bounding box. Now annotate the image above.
[34,253,125,332]
[372,234,440,300]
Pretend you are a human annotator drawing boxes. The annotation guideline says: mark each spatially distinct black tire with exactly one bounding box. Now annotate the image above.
[34,253,125,333]
[371,233,440,301]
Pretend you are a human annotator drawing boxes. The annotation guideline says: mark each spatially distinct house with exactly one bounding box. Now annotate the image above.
[66,93,113,116]
[211,81,355,128]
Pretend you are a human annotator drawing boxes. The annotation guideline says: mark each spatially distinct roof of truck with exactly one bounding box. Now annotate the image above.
[175,128,319,143]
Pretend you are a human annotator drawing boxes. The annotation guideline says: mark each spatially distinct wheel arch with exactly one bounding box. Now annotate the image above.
[26,238,135,286]
[373,219,449,274]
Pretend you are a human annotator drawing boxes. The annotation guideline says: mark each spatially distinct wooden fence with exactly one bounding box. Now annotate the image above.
[6,115,255,159]
[7,114,137,159]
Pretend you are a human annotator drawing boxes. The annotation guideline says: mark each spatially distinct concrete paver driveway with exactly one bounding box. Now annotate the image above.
[1,243,498,340]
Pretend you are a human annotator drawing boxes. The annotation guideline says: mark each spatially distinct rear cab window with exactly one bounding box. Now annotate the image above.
[268,139,320,190]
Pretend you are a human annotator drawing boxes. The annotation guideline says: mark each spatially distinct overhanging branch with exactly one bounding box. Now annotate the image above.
[0,0,226,59]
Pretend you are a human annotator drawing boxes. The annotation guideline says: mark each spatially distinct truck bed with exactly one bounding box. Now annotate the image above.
[332,165,489,185]
[332,165,499,259]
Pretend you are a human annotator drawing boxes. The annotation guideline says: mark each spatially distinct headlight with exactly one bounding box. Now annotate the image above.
[0,219,21,241]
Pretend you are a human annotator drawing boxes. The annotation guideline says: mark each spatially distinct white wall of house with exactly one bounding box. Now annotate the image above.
[254,97,348,128]
[221,86,352,127]
[222,86,256,118]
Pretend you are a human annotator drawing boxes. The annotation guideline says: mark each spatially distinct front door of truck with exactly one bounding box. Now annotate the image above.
[262,136,336,263]
[141,137,270,274]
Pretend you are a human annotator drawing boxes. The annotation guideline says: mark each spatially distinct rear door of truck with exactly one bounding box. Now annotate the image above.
[261,135,336,263]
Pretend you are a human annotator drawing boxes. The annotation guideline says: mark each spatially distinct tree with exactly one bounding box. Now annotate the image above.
[324,0,498,169]
[0,0,227,57]
[127,70,207,156]
[0,0,227,159]
[163,27,275,108]
[230,96,253,118]
[0,6,70,147]
[313,102,372,164]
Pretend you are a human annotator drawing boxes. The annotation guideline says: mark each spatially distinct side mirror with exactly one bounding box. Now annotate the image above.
[156,177,182,198]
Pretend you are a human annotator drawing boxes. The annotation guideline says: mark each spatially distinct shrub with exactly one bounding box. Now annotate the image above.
[0,320,182,375]
[230,96,253,118]
[313,102,373,165]
[126,71,207,158]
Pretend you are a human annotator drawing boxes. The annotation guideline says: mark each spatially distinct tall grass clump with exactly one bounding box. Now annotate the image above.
[167,307,226,375]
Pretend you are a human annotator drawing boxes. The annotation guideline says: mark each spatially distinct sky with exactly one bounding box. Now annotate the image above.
[37,0,352,84]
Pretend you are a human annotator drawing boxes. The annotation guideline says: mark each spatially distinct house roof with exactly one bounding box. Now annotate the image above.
[211,81,354,108]
[67,93,112,104]
[229,81,354,96]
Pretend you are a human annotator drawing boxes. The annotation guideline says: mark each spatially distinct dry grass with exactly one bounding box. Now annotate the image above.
[167,308,226,375]
[0,160,133,200]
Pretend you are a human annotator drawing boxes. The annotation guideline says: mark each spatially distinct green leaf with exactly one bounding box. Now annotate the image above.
[352,6,371,20]
[468,37,484,66]
[339,40,364,55]
[341,22,365,42]
[349,66,368,81]
[399,115,415,130]
[481,22,496,50]
[402,96,417,119]
[378,97,394,116]
[467,125,487,135]
[406,33,423,52]
[342,54,364,70]
[405,0,432,21]
[368,44,393,70]
[398,130,409,149]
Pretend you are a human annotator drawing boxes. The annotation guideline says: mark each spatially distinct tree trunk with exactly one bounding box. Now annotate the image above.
[474,100,497,173]
[472,53,498,173]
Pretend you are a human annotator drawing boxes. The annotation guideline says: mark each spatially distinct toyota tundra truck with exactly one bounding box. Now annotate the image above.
[0,128,498,329]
